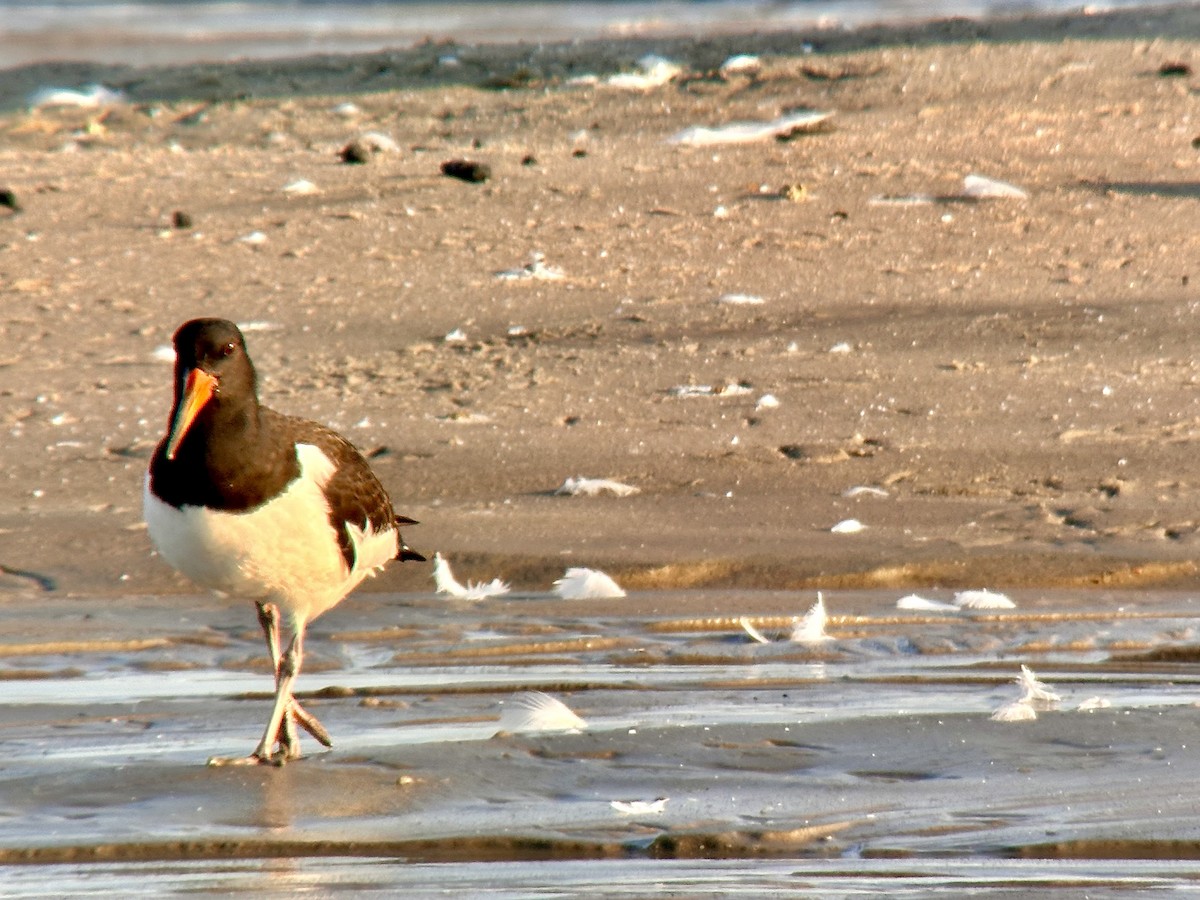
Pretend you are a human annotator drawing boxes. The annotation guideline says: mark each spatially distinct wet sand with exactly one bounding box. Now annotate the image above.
[2,4,1200,893]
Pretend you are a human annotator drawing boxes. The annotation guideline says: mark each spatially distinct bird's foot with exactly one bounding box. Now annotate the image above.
[206,751,281,767]
[290,700,332,748]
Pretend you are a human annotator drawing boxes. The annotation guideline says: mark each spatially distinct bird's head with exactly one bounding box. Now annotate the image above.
[164,318,257,460]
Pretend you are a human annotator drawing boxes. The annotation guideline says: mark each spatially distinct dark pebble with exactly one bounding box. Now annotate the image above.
[340,141,372,164]
[0,188,20,212]
[172,210,193,229]
[441,159,491,183]
[1159,61,1193,77]
[521,154,538,166]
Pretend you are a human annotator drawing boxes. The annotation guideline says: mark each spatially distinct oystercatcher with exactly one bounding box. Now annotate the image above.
[144,318,423,765]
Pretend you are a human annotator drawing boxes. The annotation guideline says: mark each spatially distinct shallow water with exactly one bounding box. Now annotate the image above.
[0,0,1169,67]
[3,588,1200,894]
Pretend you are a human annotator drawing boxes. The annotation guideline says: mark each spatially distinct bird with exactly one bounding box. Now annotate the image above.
[143,318,424,766]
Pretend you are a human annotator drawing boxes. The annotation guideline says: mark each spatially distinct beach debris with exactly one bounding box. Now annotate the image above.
[603,55,682,90]
[441,159,492,183]
[667,109,832,147]
[0,189,21,213]
[1017,664,1062,707]
[1077,696,1112,712]
[332,101,360,118]
[667,383,753,399]
[991,700,1037,722]
[716,293,765,305]
[28,83,125,109]
[896,594,959,612]
[828,342,853,354]
[872,174,1028,206]
[756,393,780,410]
[172,210,193,229]
[1158,61,1193,78]
[953,589,1015,610]
[443,328,468,344]
[991,665,1060,722]
[611,797,669,815]
[494,252,565,282]
[555,476,640,498]
[554,567,625,599]
[962,173,1029,200]
[498,691,587,735]
[791,593,832,643]
[843,485,888,499]
[282,179,319,196]
[237,231,267,246]
[830,518,865,534]
[432,552,510,600]
[781,183,808,202]
[739,617,772,644]
[339,131,399,164]
[719,54,762,77]
[151,344,176,364]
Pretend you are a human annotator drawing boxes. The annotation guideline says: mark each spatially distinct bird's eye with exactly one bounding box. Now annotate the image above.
[220,342,236,357]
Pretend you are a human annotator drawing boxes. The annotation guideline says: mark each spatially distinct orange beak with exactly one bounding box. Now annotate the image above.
[164,368,217,460]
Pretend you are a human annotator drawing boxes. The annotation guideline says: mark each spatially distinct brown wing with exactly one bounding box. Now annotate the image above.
[267,410,419,569]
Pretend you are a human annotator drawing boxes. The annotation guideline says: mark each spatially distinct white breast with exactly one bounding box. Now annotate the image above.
[144,443,398,625]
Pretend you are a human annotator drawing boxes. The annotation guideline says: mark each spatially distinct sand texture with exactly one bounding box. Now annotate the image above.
[1,5,1200,892]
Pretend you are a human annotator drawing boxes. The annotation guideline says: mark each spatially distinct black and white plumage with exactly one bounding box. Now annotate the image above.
[144,318,423,765]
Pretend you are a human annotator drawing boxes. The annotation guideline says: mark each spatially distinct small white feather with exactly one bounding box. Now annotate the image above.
[554,567,625,599]
[555,476,640,498]
[498,691,587,734]
[432,552,509,600]
[830,518,865,534]
[611,797,669,815]
[604,55,682,90]
[896,594,959,612]
[791,593,831,644]
[1077,696,1111,712]
[1017,664,1061,705]
[963,173,1028,200]
[954,589,1016,609]
[738,617,771,644]
[755,393,780,410]
[843,485,888,499]
[991,700,1037,722]
[282,179,319,195]
[719,54,762,76]
[668,109,832,147]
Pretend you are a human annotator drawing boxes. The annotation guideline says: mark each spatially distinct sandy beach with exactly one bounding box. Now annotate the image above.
[2,4,1200,893]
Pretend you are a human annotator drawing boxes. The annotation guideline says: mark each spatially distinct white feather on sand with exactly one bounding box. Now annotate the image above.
[896,594,960,612]
[830,518,865,534]
[494,252,565,282]
[953,589,1016,610]
[554,567,625,599]
[791,593,831,644]
[991,700,1037,722]
[555,476,640,498]
[962,173,1029,200]
[668,109,832,147]
[843,485,888,499]
[611,797,669,815]
[603,55,682,90]
[1017,664,1061,705]
[738,617,772,644]
[432,552,510,600]
[498,691,587,734]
